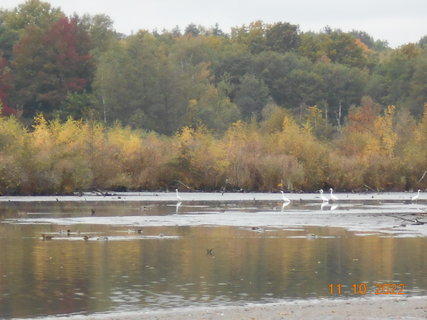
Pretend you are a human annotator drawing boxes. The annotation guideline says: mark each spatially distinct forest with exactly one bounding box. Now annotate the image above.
[0,0,427,194]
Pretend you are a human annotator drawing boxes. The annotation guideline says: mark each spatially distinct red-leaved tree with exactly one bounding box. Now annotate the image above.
[12,16,93,117]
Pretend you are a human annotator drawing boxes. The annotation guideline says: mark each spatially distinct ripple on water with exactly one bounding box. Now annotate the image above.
[1,194,427,319]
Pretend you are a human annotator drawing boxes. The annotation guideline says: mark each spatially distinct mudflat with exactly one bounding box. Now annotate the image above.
[37,296,427,320]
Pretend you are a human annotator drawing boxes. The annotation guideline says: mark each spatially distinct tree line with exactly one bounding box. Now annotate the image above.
[0,0,427,194]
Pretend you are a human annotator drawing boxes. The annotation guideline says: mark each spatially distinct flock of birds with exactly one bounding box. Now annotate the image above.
[281,188,421,204]
[176,188,342,204]
[40,188,423,241]
[41,231,110,241]
[280,188,339,208]
[176,188,423,204]
[318,188,339,203]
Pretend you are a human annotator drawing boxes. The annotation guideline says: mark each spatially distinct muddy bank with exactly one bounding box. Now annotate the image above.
[1,191,427,202]
[29,296,427,320]
[7,199,427,237]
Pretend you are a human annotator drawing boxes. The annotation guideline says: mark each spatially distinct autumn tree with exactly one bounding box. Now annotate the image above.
[0,114,27,193]
[331,101,400,190]
[275,115,328,189]
[350,30,388,51]
[298,29,368,69]
[11,16,93,117]
[406,103,427,186]
[322,30,368,68]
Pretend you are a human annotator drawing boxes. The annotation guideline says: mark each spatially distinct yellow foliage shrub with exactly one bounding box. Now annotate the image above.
[1,102,426,194]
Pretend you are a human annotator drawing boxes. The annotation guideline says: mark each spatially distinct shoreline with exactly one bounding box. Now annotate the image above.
[1,191,427,202]
[5,192,427,237]
[29,296,427,320]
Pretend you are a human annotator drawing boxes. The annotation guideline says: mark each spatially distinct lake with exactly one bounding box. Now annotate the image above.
[0,192,426,319]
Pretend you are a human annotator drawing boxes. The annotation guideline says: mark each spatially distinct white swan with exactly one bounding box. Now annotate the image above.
[281,191,291,203]
[329,188,339,201]
[319,189,329,202]
[411,189,421,202]
[176,189,182,202]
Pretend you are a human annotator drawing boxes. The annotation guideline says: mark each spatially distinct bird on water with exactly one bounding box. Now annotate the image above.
[319,189,329,203]
[411,189,421,202]
[329,188,339,202]
[41,234,53,240]
[176,189,182,202]
[281,191,291,203]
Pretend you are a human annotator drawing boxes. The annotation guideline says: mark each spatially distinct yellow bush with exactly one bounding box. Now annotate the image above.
[1,102,427,194]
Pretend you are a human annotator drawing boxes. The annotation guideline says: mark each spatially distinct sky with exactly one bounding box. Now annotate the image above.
[1,0,427,48]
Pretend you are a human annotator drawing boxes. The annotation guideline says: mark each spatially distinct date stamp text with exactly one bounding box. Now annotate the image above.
[328,283,406,295]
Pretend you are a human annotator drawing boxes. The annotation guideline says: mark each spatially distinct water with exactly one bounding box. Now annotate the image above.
[0,192,426,319]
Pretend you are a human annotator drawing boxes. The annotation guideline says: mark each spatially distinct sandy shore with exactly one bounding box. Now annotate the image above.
[36,296,427,320]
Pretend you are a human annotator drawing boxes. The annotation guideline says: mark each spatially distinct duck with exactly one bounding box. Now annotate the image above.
[306,233,319,239]
[206,248,214,256]
[41,234,53,240]
[127,228,143,234]
[59,229,72,236]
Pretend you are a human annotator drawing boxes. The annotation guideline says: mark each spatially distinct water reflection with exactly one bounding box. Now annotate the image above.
[281,202,290,212]
[175,201,182,214]
[0,200,426,319]
[320,202,339,211]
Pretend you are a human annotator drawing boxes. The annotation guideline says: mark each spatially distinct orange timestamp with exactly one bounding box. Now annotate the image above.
[329,283,406,295]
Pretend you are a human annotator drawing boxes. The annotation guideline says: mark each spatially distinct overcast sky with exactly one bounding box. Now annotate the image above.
[2,0,426,48]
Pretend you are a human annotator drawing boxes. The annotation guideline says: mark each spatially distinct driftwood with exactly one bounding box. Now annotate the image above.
[176,180,194,191]
[417,170,427,183]
[94,189,116,196]
[363,184,377,192]
[393,216,426,225]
